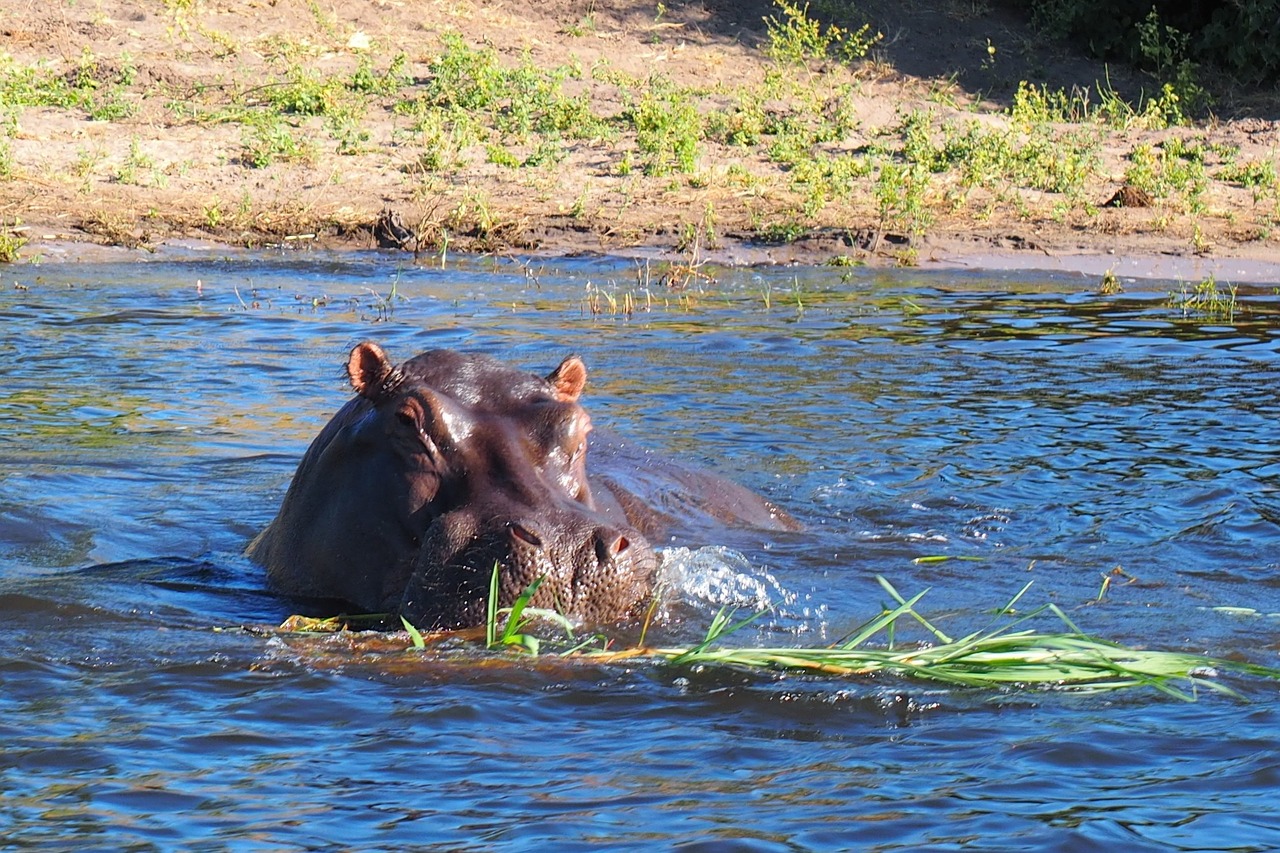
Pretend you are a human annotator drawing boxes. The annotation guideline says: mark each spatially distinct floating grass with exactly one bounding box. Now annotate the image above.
[563,577,1279,700]
[282,573,1280,701]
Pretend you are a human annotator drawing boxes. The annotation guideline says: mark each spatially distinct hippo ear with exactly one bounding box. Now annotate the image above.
[547,355,587,401]
[347,342,402,400]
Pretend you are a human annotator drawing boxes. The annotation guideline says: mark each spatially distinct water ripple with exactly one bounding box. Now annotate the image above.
[2,258,1280,849]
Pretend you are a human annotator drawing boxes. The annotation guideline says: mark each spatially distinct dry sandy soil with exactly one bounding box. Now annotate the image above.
[2,0,1279,281]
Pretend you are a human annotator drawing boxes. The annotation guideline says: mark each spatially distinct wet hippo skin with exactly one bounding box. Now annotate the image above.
[248,342,797,629]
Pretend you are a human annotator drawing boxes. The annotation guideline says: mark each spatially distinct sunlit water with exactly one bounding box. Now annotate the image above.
[3,251,1280,850]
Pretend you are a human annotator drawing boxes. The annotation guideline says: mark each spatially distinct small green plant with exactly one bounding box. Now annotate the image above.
[705,93,767,147]
[241,117,314,168]
[481,565,575,654]
[113,136,157,185]
[416,33,504,113]
[626,79,702,176]
[485,143,522,168]
[450,190,498,236]
[700,201,718,249]
[348,52,410,97]
[790,152,872,214]
[568,186,589,219]
[1100,269,1123,295]
[264,65,336,116]
[361,272,409,321]
[405,109,474,173]
[1124,139,1208,213]
[72,146,104,180]
[899,110,945,172]
[1134,9,1208,120]
[203,200,223,229]
[0,52,137,120]
[1169,275,1238,321]
[875,159,933,235]
[0,109,15,179]
[328,110,372,155]
[1009,81,1094,126]
[758,220,806,243]
[523,136,565,167]
[560,13,596,37]
[1220,157,1279,203]
[763,0,879,65]
[0,219,27,262]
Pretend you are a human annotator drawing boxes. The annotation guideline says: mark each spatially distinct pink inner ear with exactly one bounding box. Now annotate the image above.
[548,356,588,401]
[347,342,392,398]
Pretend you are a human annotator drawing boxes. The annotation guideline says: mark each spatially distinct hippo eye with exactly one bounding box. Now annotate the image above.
[508,522,543,549]
[394,399,424,430]
[394,402,443,460]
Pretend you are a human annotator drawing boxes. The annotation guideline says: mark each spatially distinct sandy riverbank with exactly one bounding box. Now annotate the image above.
[2,0,1278,283]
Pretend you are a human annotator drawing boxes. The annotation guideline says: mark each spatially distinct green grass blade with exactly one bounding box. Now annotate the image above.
[997,579,1035,614]
[835,590,930,649]
[669,606,769,665]
[501,575,545,644]
[515,606,576,636]
[486,563,500,648]
[1047,602,1086,635]
[400,615,426,649]
[875,575,954,643]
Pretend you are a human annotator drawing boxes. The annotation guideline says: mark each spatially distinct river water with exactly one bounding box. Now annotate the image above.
[2,251,1279,850]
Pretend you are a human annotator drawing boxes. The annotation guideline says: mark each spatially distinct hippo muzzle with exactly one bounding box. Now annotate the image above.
[400,502,658,629]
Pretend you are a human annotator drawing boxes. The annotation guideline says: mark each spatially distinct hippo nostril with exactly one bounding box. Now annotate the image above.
[595,532,629,565]
[508,522,543,549]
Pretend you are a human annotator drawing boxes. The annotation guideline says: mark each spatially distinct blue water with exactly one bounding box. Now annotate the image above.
[3,251,1280,850]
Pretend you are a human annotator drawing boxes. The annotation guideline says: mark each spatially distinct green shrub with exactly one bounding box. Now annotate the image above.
[348,52,411,97]
[0,219,26,262]
[241,117,315,168]
[408,35,607,142]
[1026,0,1280,85]
[625,79,703,176]
[764,0,879,65]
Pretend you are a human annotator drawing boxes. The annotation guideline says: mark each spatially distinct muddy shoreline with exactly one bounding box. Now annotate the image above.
[20,225,1280,287]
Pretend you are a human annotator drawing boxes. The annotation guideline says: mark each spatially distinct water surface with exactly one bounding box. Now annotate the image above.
[3,252,1280,850]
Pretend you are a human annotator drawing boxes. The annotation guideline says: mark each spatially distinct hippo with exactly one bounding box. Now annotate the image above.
[248,342,796,629]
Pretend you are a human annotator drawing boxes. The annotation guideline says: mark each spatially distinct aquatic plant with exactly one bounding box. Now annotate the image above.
[285,573,1280,701]
[566,576,1276,699]
[1169,275,1238,321]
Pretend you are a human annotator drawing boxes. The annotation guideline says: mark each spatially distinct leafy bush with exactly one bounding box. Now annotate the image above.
[1024,0,1280,85]
[624,79,703,176]
[764,0,880,65]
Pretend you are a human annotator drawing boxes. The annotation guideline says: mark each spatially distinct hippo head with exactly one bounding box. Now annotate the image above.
[251,342,658,629]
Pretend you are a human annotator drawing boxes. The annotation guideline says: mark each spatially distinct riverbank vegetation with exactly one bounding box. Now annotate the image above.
[0,0,1277,265]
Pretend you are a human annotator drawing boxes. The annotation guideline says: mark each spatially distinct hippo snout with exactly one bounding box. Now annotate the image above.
[593,529,633,569]
[399,507,659,630]
[508,518,636,578]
